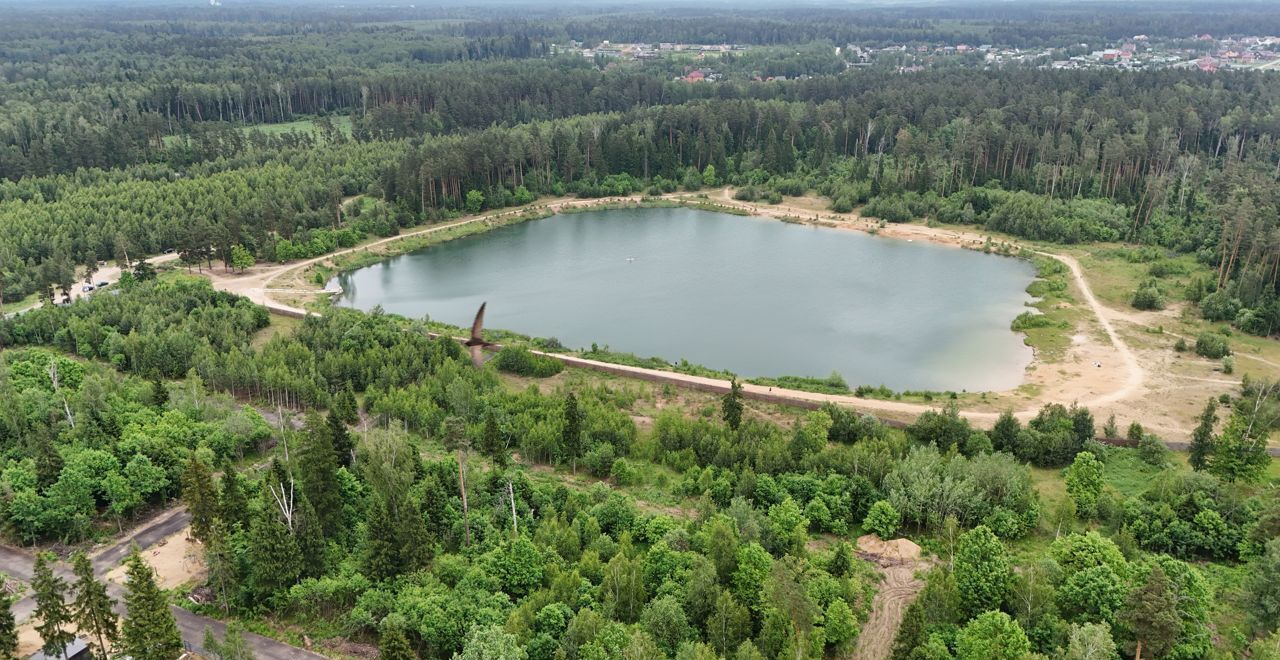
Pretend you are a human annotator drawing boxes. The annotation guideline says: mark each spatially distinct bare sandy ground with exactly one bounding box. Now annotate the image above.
[188,188,1244,440]
[853,535,930,660]
[102,529,206,592]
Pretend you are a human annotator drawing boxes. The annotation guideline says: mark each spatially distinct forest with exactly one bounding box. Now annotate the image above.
[0,276,1276,658]
[0,1,1278,659]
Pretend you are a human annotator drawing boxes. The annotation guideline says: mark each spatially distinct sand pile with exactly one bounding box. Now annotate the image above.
[857,534,923,562]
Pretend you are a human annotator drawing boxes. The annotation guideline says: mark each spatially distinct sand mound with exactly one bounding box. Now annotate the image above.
[857,534,922,562]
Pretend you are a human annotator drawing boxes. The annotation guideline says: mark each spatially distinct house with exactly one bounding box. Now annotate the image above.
[29,639,92,660]
[684,70,706,82]
[1197,56,1218,72]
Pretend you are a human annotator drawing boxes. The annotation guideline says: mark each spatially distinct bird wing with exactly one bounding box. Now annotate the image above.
[469,344,486,369]
[470,302,487,343]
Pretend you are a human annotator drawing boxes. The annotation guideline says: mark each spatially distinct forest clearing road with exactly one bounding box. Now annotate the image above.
[1030,250,1146,406]
[852,535,931,660]
[2,503,323,659]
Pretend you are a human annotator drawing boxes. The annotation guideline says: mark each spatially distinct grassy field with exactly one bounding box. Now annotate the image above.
[250,313,303,349]
[243,116,353,137]
[162,116,353,147]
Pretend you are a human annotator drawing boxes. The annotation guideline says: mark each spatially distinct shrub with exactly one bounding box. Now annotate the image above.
[1147,260,1189,278]
[1174,338,1188,353]
[1199,291,1241,322]
[1011,311,1058,330]
[1194,333,1230,359]
[611,458,639,487]
[863,500,901,539]
[862,195,913,222]
[1131,282,1165,311]
[1222,356,1235,375]
[830,196,854,213]
[492,346,564,377]
[1136,434,1172,468]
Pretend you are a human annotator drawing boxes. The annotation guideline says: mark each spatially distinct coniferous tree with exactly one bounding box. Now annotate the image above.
[218,457,250,531]
[1120,564,1180,660]
[71,552,118,659]
[299,414,343,538]
[181,455,219,544]
[0,592,16,660]
[204,519,239,614]
[363,494,401,582]
[293,494,327,578]
[562,392,584,474]
[32,433,63,490]
[246,487,303,598]
[32,551,74,660]
[327,409,355,468]
[379,616,417,660]
[333,383,359,426]
[121,549,183,660]
[1189,400,1217,471]
[722,379,744,431]
[150,377,168,408]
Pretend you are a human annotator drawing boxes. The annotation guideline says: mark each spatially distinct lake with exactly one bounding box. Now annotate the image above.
[330,207,1037,392]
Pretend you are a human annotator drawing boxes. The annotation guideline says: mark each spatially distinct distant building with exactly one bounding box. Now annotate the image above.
[1197,56,1218,72]
[684,70,706,82]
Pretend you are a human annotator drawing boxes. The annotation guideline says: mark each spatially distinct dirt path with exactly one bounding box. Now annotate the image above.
[1031,250,1145,407]
[852,536,931,660]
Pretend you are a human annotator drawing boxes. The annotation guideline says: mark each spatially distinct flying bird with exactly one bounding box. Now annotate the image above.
[466,302,496,368]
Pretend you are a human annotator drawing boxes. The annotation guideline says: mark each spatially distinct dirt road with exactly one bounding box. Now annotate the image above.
[852,536,931,660]
[2,505,323,660]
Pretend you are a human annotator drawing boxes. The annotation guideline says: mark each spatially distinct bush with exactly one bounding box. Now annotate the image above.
[1136,434,1172,467]
[1222,356,1235,375]
[862,195,913,222]
[1194,333,1230,359]
[611,458,639,487]
[492,346,564,377]
[1011,311,1058,330]
[830,197,854,213]
[1131,282,1165,311]
[1174,338,1188,353]
[1199,291,1241,322]
[863,500,901,539]
[1148,260,1189,278]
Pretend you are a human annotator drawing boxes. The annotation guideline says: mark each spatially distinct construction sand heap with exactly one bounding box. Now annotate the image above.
[857,534,922,562]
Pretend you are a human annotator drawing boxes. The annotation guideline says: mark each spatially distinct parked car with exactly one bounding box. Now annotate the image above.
[81,284,94,292]
[96,281,109,288]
